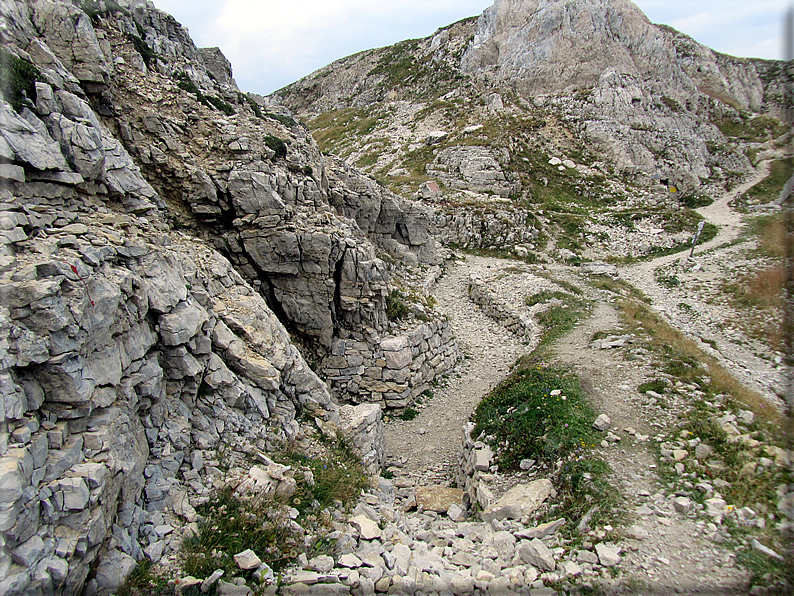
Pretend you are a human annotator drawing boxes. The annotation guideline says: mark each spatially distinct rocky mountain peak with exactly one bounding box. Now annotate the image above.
[461,0,758,109]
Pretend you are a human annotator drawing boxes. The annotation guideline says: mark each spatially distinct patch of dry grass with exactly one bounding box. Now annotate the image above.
[618,299,782,427]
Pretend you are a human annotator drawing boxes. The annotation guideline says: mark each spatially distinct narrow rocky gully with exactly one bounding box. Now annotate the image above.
[381,169,785,595]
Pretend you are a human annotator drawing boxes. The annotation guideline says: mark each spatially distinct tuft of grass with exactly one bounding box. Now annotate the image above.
[128,33,157,70]
[472,358,597,469]
[638,379,667,394]
[385,289,409,321]
[181,440,366,578]
[117,561,168,596]
[618,298,781,426]
[549,457,624,541]
[181,488,304,577]
[399,408,419,421]
[263,135,288,159]
[741,158,792,205]
[526,290,572,307]
[283,441,369,515]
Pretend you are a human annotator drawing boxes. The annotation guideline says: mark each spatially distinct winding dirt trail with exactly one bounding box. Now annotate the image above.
[384,256,529,482]
[382,161,779,593]
[619,161,784,405]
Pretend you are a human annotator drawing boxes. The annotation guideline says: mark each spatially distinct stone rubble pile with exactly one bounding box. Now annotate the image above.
[181,473,633,596]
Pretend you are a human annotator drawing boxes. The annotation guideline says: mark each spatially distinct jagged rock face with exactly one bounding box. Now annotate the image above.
[427,146,512,197]
[273,0,781,196]
[0,1,453,594]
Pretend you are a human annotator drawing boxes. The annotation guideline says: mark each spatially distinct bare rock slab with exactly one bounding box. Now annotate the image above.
[349,515,381,540]
[234,549,262,570]
[518,538,556,571]
[595,542,621,566]
[482,479,555,521]
[415,485,464,513]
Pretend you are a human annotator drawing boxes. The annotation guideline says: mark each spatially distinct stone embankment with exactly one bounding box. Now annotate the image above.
[322,318,458,409]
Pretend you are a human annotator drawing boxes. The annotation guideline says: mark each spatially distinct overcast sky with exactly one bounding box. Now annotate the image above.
[152,0,792,96]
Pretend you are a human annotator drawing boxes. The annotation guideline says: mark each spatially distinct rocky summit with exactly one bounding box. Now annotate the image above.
[0,0,791,595]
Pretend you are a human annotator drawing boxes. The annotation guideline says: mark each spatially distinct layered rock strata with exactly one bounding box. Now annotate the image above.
[0,1,456,593]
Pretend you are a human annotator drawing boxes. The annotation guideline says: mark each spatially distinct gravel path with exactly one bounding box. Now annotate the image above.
[384,256,530,482]
[620,163,785,405]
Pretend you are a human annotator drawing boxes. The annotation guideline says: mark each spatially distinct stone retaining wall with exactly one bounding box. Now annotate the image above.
[338,404,384,475]
[321,318,459,409]
[468,274,535,338]
[456,422,497,512]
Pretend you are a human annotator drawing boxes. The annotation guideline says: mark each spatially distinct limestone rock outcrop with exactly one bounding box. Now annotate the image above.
[273,0,784,195]
[0,1,458,594]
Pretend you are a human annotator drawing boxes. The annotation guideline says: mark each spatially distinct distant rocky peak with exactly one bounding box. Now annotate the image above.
[462,0,698,98]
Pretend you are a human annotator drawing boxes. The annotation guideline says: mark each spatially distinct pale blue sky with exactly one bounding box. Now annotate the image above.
[152,0,792,96]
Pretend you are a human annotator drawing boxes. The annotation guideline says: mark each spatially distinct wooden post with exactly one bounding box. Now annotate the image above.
[689,221,706,258]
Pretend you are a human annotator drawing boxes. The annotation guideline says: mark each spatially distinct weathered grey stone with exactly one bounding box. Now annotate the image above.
[234,549,262,570]
[216,580,253,596]
[159,301,209,346]
[519,538,556,571]
[592,414,611,431]
[94,549,137,591]
[515,518,567,540]
[349,515,381,540]
[12,534,45,567]
[482,479,555,521]
[0,102,69,171]
[595,543,621,567]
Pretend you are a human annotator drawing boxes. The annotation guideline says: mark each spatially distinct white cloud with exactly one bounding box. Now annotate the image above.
[154,0,489,93]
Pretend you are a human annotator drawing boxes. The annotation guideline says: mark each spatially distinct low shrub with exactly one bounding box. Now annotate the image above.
[264,135,288,159]
[385,289,409,321]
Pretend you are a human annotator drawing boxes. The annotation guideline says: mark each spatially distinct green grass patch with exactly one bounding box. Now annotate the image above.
[386,289,409,321]
[472,358,597,470]
[549,457,624,540]
[741,158,792,204]
[535,296,590,347]
[526,290,572,307]
[181,488,304,577]
[0,48,41,113]
[679,194,714,208]
[263,135,288,159]
[717,114,788,143]
[117,561,168,596]
[637,379,667,394]
[175,73,235,116]
[399,408,419,421]
[181,440,366,577]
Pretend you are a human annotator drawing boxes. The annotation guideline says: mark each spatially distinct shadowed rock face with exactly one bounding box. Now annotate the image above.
[0,1,454,593]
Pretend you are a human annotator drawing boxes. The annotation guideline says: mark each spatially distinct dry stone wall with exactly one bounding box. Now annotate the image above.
[468,274,536,338]
[322,317,458,409]
[456,422,497,512]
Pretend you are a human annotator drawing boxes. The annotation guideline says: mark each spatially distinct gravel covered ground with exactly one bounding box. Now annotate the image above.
[382,165,788,594]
